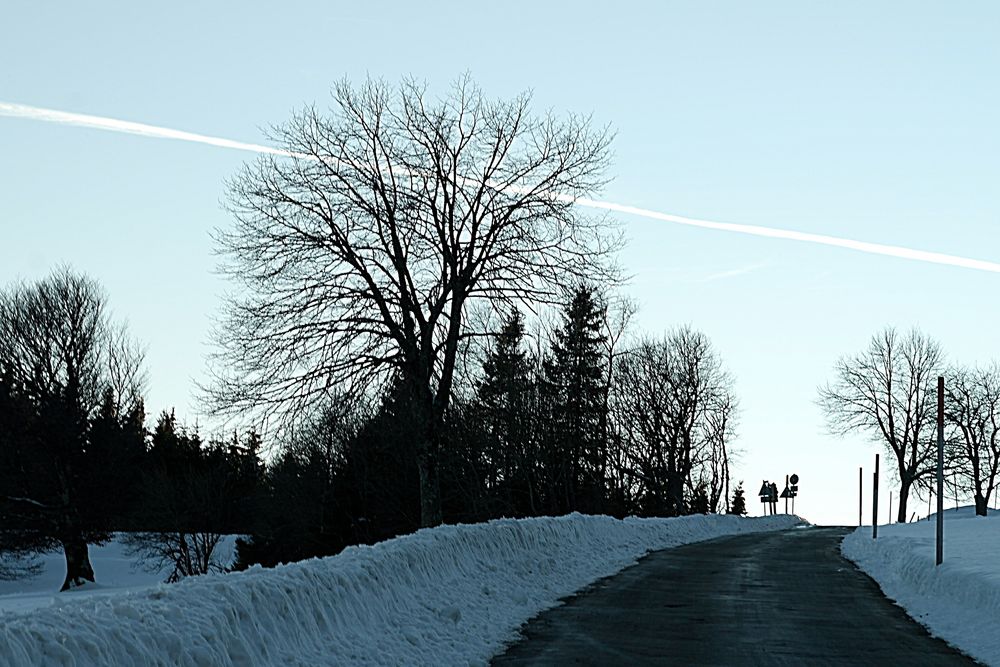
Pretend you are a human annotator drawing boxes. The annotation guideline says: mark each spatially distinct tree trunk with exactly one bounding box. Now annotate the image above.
[974,494,988,516]
[416,442,443,528]
[60,535,95,591]
[896,478,911,524]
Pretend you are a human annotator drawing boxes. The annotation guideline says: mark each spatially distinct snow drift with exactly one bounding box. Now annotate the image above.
[842,507,1000,666]
[0,513,798,666]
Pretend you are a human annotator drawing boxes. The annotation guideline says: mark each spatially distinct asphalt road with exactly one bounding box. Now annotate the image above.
[492,526,978,666]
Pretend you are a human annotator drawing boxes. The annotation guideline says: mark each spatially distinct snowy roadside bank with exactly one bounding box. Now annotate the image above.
[1,513,799,666]
[841,507,1000,666]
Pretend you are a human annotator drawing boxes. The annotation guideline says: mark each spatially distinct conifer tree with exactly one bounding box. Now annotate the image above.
[728,481,748,516]
[541,286,609,514]
[476,310,537,515]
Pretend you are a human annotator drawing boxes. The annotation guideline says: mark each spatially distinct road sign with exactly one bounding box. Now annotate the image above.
[790,474,799,485]
[780,486,791,499]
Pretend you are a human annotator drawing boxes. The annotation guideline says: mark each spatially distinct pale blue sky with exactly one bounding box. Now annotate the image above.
[2,1,998,524]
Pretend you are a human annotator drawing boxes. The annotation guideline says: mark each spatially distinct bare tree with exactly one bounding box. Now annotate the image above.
[0,267,145,590]
[601,297,638,514]
[818,327,943,523]
[612,327,735,516]
[208,76,621,526]
[944,364,1000,516]
[124,530,226,584]
[702,391,738,513]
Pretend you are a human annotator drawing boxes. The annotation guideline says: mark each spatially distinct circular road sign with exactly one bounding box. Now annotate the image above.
[790,474,799,485]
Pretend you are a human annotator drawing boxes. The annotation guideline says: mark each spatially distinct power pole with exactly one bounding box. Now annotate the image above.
[937,376,944,566]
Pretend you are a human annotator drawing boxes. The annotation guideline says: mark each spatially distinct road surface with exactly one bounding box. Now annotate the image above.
[493,526,977,666]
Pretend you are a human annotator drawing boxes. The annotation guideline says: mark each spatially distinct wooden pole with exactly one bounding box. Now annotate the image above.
[937,376,944,566]
[873,454,880,539]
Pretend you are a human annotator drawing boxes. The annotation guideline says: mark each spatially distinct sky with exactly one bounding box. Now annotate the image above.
[1,1,998,526]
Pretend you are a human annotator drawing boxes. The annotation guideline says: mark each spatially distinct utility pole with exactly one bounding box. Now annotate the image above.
[937,376,944,566]
[873,454,879,539]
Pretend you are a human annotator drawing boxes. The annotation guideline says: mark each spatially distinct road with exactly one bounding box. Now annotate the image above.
[492,526,977,666]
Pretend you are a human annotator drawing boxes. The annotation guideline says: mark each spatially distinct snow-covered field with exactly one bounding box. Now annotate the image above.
[0,537,239,615]
[0,513,798,666]
[842,506,1000,666]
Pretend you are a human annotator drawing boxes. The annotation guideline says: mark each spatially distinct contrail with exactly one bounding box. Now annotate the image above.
[0,102,300,158]
[3,101,998,274]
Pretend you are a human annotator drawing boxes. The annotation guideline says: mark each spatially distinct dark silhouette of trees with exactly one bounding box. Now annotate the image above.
[128,411,265,581]
[818,327,943,523]
[207,76,620,527]
[943,364,1000,516]
[612,328,736,517]
[234,401,362,569]
[0,267,146,590]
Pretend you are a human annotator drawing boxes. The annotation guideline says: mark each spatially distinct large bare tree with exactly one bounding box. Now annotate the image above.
[208,77,620,526]
[944,364,1000,516]
[818,327,942,523]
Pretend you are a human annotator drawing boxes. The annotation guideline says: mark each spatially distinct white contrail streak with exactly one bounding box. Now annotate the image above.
[559,196,1000,274]
[0,102,300,158]
[3,101,999,274]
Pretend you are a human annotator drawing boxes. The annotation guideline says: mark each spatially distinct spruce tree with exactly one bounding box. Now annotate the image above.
[476,310,536,516]
[728,481,748,516]
[541,285,609,514]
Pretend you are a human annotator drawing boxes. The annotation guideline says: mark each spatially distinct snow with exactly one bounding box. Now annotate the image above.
[0,513,798,666]
[842,506,1000,666]
[0,537,239,614]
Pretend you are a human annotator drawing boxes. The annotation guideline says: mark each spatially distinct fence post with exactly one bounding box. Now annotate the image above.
[873,454,879,539]
[937,376,944,566]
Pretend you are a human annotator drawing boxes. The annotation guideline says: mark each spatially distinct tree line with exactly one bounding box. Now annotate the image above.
[0,269,744,585]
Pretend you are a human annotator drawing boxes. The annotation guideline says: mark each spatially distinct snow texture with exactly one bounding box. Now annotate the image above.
[842,506,1000,666]
[0,513,797,666]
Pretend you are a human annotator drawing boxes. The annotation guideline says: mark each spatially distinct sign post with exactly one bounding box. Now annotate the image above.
[790,474,799,515]
[858,466,863,527]
[759,481,771,515]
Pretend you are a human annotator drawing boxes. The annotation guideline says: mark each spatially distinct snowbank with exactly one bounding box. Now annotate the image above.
[0,513,798,666]
[842,507,1000,666]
